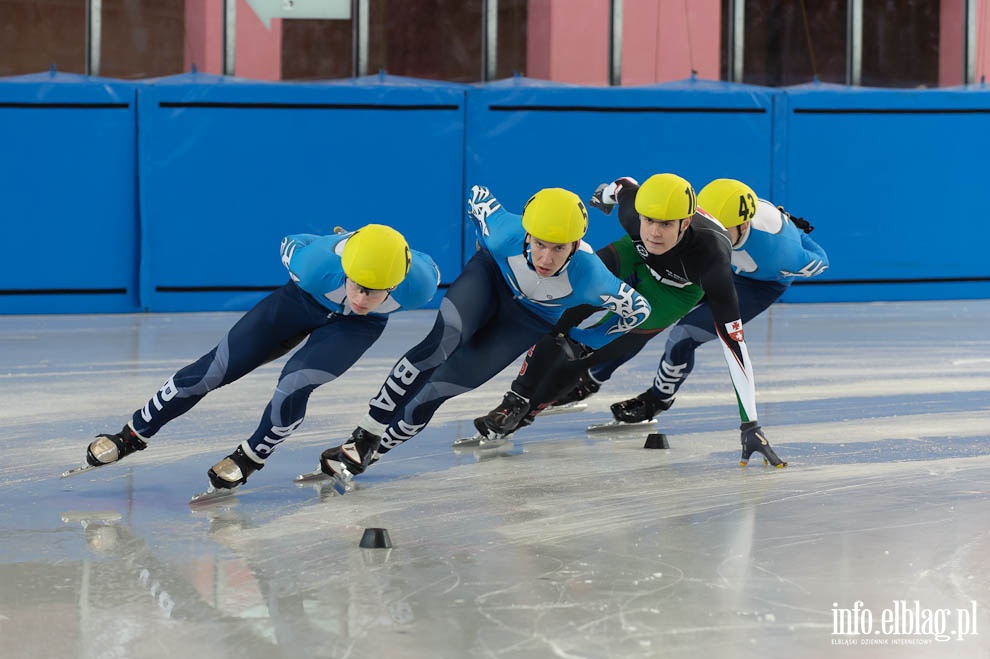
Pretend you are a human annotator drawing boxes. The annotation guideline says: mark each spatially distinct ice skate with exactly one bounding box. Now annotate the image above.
[549,372,600,408]
[189,446,264,505]
[62,424,148,478]
[739,422,787,468]
[468,417,508,449]
[472,391,530,448]
[88,424,148,466]
[208,446,263,489]
[609,390,674,424]
[305,427,382,494]
[456,391,537,450]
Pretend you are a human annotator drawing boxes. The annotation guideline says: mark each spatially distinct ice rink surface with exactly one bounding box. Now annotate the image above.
[1,300,988,659]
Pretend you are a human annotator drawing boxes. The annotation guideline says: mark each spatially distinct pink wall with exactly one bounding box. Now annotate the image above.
[526,0,720,86]
[183,0,280,79]
[235,0,282,80]
[621,0,720,85]
[526,0,610,85]
[940,0,964,85]
[938,0,990,86]
[185,0,990,87]
[979,0,990,84]
[184,0,224,74]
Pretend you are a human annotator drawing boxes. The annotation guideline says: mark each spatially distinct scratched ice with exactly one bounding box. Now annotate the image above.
[1,301,988,658]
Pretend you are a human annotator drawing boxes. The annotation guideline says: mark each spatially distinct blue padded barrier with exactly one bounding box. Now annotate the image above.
[4,72,990,314]
[137,73,465,312]
[777,83,990,302]
[464,77,777,258]
[0,71,139,313]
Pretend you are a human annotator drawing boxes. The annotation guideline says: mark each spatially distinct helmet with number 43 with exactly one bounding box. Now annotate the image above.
[698,178,758,228]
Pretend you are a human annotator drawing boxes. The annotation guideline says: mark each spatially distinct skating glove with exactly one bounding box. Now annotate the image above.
[589,177,638,215]
[778,205,814,233]
[553,333,591,361]
[468,185,502,229]
[739,421,788,468]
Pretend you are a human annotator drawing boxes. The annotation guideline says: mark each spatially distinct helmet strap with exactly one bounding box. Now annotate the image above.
[732,222,751,247]
[523,235,579,276]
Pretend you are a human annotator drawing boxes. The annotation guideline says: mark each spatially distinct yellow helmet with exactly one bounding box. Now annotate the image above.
[521,188,588,244]
[341,224,411,289]
[698,178,758,228]
[634,173,697,220]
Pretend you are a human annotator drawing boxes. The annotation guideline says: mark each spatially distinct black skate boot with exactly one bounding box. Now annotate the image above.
[550,371,600,408]
[610,390,674,424]
[739,421,788,468]
[473,391,530,440]
[86,425,148,467]
[320,427,382,479]
[208,446,264,489]
[517,404,545,429]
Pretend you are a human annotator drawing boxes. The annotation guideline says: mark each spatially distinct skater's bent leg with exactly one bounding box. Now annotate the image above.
[577,329,657,389]
[378,319,548,453]
[131,283,324,438]
[519,333,655,420]
[242,315,386,463]
[734,276,788,325]
[362,298,467,432]
[588,338,650,384]
[508,333,586,400]
[364,252,501,431]
[653,278,785,400]
[653,318,712,399]
[517,334,599,407]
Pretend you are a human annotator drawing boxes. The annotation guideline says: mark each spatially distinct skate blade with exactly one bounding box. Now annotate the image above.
[477,436,510,450]
[189,486,239,506]
[453,432,513,450]
[739,457,788,468]
[60,464,99,479]
[452,434,484,448]
[541,402,588,416]
[294,468,330,483]
[586,419,656,433]
[294,468,354,495]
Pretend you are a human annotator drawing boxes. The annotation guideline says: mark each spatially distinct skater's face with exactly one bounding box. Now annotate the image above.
[346,279,390,315]
[638,214,691,255]
[527,236,576,277]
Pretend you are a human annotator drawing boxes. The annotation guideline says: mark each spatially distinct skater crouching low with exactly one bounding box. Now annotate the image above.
[316,185,652,484]
[78,223,440,494]
[476,175,810,468]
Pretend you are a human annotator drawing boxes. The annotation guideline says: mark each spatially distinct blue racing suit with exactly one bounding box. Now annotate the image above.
[360,185,651,452]
[129,229,440,465]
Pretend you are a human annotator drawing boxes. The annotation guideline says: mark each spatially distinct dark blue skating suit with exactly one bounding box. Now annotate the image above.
[360,185,651,453]
[130,230,440,465]
[591,199,829,401]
